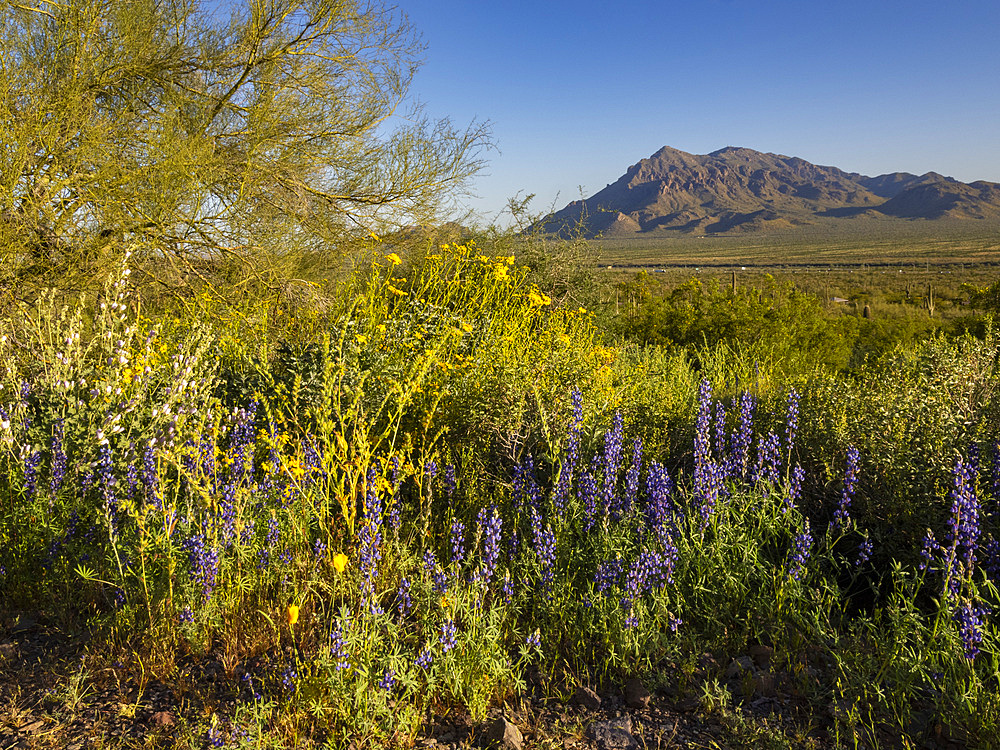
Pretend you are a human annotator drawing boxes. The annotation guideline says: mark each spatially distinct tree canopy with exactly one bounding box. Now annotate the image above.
[0,0,490,294]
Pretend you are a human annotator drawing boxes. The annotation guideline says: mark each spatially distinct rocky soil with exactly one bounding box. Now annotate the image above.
[0,614,965,749]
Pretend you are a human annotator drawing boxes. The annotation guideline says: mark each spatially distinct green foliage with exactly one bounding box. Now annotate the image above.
[0,0,489,298]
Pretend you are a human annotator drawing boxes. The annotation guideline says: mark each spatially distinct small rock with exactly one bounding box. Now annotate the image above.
[483,716,523,750]
[748,644,774,669]
[21,719,45,733]
[725,656,754,679]
[151,710,175,728]
[623,677,650,709]
[673,697,699,712]
[657,682,677,698]
[698,653,720,674]
[420,739,438,747]
[573,685,602,710]
[586,719,637,750]
[753,673,777,697]
[10,616,38,634]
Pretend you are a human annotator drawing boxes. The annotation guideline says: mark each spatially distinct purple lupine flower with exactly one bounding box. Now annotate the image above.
[753,431,781,487]
[553,388,583,517]
[415,646,433,669]
[281,663,297,692]
[425,460,438,482]
[22,448,42,503]
[968,442,981,479]
[947,454,981,578]
[622,603,639,629]
[313,539,327,562]
[181,527,220,601]
[529,508,557,591]
[953,601,989,660]
[784,388,799,459]
[206,725,225,748]
[444,464,457,498]
[697,459,724,527]
[601,412,625,517]
[396,577,412,616]
[594,558,624,595]
[358,466,384,614]
[919,529,939,572]
[218,482,237,546]
[96,441,118,523]
[525,630,541,650]
[178,605,195,624]
[378,669,396,691]
[787,520,812,581]
[713,400,727,468]
[513,455,541,513]
[832,447,859,531]
[242,672,263,702]
[330,619,350,670]
[731,391,755,481]
[142,442,162,509]
[50,420,67,496]
[423,549,447,594]
[982,536,1000,583]
[226,402,257,486]
[302,437,323,483]
[624,548,676,600]
[856,537,873,566]
[450,518,466,568]
[439,619,458,652]
[619,438,642,520]
[257,517,279,569]
[476,504,502,585]
[501,569,513,604]
[126,443,141,504]
[256,423,280,497]
[785,463,805,512]
[644,461,677,541]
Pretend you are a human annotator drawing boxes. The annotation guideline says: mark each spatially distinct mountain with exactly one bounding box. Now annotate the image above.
[537,147,1000,237]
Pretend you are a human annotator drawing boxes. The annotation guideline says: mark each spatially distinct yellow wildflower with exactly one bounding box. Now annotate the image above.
[385,252,401,265]
[333,553,348,573]
[460,321,473,333]
[286,457,305,480]
[527,288,551,308]
[286,604,299,627]
[386,284,407,296]
[356,334,368,345]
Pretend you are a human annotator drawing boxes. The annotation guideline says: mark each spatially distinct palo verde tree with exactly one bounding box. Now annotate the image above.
[0,0,490,298]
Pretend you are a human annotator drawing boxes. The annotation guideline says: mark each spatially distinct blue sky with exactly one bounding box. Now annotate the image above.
[400,0,1000,223]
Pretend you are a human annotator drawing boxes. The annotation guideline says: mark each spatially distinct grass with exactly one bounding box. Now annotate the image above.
[586,220,1000,267]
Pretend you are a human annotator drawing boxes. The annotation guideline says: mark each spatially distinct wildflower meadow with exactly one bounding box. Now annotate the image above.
[2,240,1000,748]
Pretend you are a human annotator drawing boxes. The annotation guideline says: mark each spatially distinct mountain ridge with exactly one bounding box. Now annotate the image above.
[538,147,1000,237]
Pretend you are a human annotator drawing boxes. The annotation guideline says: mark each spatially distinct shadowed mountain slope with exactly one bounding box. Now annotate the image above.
[538,147,1000,237]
